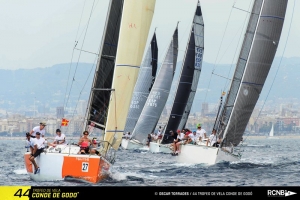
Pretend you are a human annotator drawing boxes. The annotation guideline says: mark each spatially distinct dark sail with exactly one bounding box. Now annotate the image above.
[84,0,124,130]
[161,2,204,144]
[216,0,287,147]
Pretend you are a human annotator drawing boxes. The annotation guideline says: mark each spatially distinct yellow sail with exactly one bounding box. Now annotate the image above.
[104,0,156,150]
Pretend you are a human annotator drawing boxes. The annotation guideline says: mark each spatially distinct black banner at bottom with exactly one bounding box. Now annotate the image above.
[1,186,299,200]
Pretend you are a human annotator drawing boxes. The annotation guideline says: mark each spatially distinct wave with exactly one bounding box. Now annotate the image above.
[13,169,27,175]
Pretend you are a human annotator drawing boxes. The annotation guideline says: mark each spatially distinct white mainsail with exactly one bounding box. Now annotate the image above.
[269,124,274,137]
[104,0,156,150]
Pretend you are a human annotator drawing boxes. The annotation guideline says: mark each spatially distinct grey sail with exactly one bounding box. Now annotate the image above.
[216,0,287,147]
[123,32,158,134]
[84,0,124,130]
[161,1,204,144]
[131,26,178,143]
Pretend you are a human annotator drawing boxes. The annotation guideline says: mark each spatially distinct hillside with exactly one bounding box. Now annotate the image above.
[0,57,299,114]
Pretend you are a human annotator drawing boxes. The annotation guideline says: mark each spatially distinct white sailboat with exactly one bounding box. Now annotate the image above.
[177,0,287,165]
[268,124,279,139]
[23,0,156,183]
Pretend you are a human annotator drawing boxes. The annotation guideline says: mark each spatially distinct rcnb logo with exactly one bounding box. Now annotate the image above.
[267,190,297,197]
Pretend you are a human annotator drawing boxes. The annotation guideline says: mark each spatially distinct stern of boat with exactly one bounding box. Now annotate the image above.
[23,144,114,184]
[24,152,33,174]
[177,144,240,165]
[177,144,218,165]
[149,142,172,153]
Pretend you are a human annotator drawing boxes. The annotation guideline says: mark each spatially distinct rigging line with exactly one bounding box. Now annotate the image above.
[76,0,101,46]
[66,57,98,143]
[157,23,178,70]
[252,0,295,130]
[68,27,103,137]
[177,17,191,53]
[70,62,97,135]
[74,48,99,55]
[65,0,96,115]
[222,0,253,92]
[61,0,88,126]
[203,0,235,103]
[75,0,87,42]
[212,72,232,81]
[63,0,96,141]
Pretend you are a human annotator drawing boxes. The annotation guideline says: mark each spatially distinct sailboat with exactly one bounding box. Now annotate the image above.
[129,25,179,149]
[23,0,156,183]
[103,0,156,152]
[121,31,158,150]
[268,123,279,139]
[177,0,287,165]
[150,0,204,153]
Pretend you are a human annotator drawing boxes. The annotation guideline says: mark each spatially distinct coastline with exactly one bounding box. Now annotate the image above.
[1,135,300,141]
[245,135,300,139]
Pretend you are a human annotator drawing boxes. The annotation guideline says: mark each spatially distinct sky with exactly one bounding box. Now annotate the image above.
[0,0,299,70]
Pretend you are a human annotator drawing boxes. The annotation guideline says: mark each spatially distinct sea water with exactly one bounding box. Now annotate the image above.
[1,137,300,186]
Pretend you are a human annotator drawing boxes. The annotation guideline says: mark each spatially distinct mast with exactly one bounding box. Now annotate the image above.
[213,93,224,130]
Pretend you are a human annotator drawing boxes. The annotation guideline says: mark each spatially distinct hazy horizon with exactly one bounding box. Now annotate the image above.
[0,0,299,70]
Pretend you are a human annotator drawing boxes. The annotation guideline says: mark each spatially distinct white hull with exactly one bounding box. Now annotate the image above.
[121,139,149,150]
[177,144,240,165]
[24,145,111,183]
[149,142,172,154]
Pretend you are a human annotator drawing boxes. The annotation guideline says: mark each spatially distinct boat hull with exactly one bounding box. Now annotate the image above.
[24,145,111,183]
[121,139,149,150]
[177,144,240,165]
[149,142,172,154]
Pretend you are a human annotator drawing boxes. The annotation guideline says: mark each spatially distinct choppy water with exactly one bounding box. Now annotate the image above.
[1,137,300,186]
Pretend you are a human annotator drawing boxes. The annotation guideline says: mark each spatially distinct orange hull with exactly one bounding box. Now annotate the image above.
[24,151,111,184]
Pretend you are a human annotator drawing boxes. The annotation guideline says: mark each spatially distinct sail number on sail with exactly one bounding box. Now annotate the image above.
[130,93,143,109]
[147,91,161,107]
[195,47,203,69]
